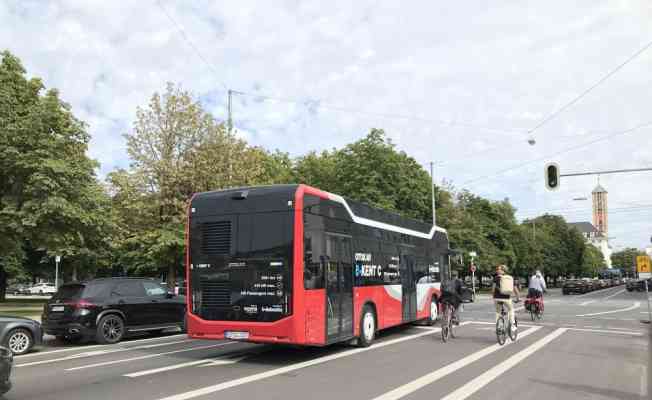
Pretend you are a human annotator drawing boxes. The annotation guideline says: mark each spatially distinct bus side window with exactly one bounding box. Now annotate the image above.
[304,230,325,290]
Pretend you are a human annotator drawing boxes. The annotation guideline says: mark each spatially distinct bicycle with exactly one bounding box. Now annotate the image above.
[441,301,456,342]
[525,296,544,321]
[495,300,518,345]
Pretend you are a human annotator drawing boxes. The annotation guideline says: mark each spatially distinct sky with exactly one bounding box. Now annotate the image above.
[1,0,651,250]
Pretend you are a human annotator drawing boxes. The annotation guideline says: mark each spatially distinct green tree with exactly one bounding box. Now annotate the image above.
[117,83,291,287]
[581,244,606,278]
[0,51,110,298]
[611,248,645,271]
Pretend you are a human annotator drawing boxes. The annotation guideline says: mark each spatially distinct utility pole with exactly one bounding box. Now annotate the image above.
[227,89,233,135]
[227,89,233,184]
[430,162,436,226]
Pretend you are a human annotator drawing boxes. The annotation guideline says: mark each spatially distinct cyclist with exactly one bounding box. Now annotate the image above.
[528,270,547,298]
[493,264,519,328]
[441,270,464,325]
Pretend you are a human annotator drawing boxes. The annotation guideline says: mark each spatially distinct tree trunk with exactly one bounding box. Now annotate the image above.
[167,264,176,291]
[0,265,6,302]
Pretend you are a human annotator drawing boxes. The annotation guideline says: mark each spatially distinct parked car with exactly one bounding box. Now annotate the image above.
[28,283,57,295]
[627,278,652,292]
[0,316,42,355]
[6,284,30,296]
[0,346,12,396]
[41,278,186,344]
[562,279,588,295]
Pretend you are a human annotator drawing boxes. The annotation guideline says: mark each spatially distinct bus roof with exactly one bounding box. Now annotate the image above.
[191,184,447,239]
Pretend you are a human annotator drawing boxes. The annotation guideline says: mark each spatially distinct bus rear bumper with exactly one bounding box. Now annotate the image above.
[187,313,300,344]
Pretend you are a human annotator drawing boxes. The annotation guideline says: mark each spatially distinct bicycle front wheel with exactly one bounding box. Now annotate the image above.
[509,318,518,341]
[496,317,507,345]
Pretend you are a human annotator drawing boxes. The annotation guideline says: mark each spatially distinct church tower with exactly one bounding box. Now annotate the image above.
[592,180,608,237]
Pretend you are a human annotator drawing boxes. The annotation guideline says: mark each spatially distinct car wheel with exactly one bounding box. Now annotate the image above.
[357,305,376,348]
[96,314,125,344]
[5,328,34,355]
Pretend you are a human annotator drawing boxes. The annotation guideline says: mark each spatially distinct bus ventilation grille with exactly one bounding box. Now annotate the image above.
[200,279,231,307]
[201,221,231,255]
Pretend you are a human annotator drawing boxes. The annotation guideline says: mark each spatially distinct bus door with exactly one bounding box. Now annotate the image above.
[401,255,417,322]
[326,234,354,342]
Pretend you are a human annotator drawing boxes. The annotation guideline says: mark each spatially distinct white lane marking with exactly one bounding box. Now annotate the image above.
[65,342,237,371]
[125,355,247,377]
[568,328,643,336]
[575,286,624,298]
[469,320,642,335]
[198,355,248,367]
[16,339,192,368]
[18,334,188,358]
[371,326,542,400]
[576,302,641,317]
[602,289,626,301]
[154,323,470,400]
[440,328,567,400]
[641,365,648,398]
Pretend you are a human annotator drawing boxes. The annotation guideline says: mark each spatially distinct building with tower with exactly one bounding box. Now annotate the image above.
[567,180,613,269]
[592,181,608,237]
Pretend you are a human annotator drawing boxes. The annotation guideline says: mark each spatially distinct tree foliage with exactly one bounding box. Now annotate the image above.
[611,248,645,270]
[0,51,111,298]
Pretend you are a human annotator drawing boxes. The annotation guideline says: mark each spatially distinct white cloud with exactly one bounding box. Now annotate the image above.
[1,0,651,248]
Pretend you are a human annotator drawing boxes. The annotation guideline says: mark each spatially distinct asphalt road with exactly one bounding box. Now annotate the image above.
[7,285,650,400]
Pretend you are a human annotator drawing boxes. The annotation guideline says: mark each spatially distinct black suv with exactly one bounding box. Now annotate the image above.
[42,278,186,344]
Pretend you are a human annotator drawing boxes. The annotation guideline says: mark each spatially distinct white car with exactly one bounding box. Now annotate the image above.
[28,283,57,295]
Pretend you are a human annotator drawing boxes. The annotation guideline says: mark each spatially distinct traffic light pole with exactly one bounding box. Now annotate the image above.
[560,167,652,177]
[644,280,651,324]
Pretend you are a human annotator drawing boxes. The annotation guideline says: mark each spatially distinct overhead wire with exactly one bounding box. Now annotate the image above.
[155,0,228,91]
[232,90,524,135]
[526,38,652,137]
[461,120,652,186]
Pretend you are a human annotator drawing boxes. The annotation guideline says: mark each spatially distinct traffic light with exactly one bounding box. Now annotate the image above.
[545,163,560,190]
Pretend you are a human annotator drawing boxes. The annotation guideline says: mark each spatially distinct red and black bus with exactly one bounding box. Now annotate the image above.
[186,184,450,346]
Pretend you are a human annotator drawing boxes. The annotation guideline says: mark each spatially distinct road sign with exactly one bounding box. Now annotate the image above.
[470,264,476,273]
[469,251,477,257]
[55,255,61,263]
[637,255,650,274]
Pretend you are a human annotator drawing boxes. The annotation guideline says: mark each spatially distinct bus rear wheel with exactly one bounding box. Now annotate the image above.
[358,305,376,347]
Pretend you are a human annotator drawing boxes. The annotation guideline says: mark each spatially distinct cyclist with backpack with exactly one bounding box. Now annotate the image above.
[441,270,464,325]
[493,265,519,328]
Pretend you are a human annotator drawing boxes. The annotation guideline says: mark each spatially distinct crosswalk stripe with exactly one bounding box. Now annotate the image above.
[154,323,471,400]
[440,328,568,400]
[370,326,542,400]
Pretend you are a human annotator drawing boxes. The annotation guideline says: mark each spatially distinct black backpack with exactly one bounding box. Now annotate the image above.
[442,279,457,295]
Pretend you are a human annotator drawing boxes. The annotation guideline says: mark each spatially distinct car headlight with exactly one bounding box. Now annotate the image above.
[76,308,92,317]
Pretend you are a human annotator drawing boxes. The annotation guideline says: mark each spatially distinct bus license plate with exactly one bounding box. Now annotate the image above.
[225,331,249,340]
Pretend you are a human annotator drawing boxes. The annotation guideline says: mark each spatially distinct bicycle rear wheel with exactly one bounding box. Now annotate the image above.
[496,317,507,345]
[441,306,450,342]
